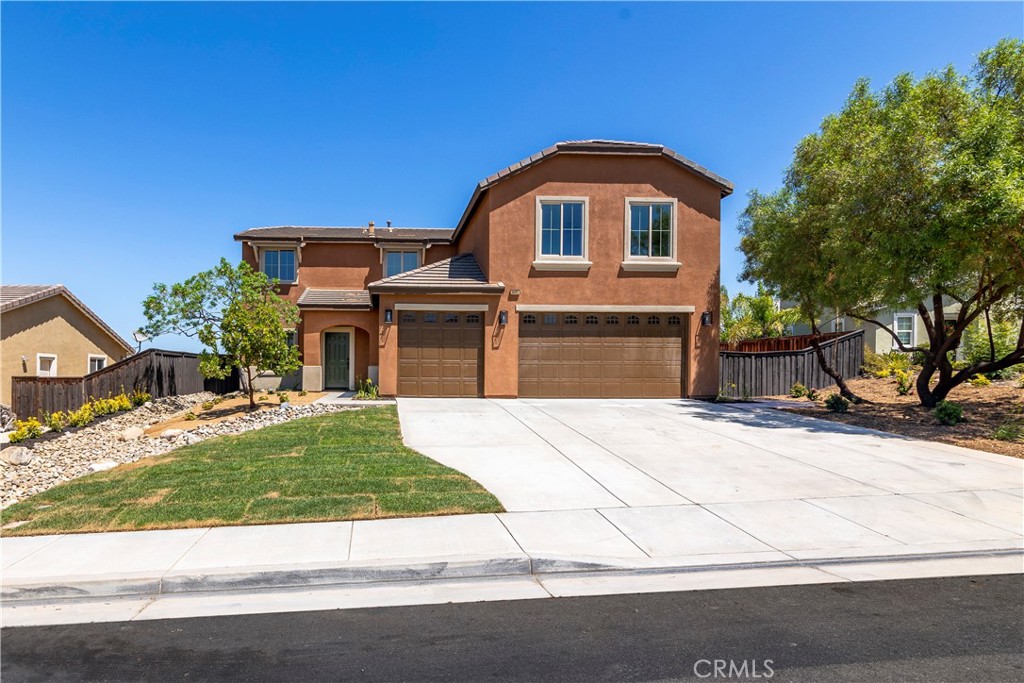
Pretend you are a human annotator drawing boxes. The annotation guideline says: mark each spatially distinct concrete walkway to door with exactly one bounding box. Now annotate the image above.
[398,398,1023,565]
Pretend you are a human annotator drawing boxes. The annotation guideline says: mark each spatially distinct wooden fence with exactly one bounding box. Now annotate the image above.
[10,349,239,419]
[720,331,847,353]
[719,330,865,398]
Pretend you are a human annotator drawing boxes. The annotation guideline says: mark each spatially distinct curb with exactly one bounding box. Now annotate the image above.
[4,547,1021,604]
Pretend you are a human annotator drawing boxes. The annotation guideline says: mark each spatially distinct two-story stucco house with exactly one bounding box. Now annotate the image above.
[234,140,733,399]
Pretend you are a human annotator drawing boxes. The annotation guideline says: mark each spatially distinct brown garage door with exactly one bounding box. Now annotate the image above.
[398,310,483,397]
[518,312,687,398]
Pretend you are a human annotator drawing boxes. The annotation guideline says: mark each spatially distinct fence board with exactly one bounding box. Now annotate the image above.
[719,330,864,398]
[10,349,240,419]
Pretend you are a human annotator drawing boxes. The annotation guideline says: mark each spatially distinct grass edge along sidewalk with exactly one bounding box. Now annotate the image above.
[1,407,503,536]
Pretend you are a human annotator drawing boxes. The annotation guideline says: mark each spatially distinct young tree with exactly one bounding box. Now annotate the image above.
[720,286,801,343]
[142,258,301,409]
[740,39,1024,407]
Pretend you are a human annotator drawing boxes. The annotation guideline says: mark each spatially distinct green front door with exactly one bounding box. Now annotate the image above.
[324,332,351,389]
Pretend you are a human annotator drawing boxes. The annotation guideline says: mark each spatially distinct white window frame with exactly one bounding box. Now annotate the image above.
[36,353,57,377]
[383,249,423,278]
[87,354,107,374]
[258,247,298,284]
[622,197,681,271]
[832,317,846,333]
[893,312,916,348]
[533,196,591,271]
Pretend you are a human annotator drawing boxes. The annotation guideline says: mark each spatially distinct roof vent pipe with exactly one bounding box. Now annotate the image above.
[387,220,392,231]
[368,220,375,235]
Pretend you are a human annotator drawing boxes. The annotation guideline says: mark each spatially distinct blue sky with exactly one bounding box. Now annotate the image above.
[2,2,1020,351]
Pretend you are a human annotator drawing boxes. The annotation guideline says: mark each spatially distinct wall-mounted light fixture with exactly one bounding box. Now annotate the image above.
[498,310,508,326]
[384,309,393,324]
[701,311,713,327]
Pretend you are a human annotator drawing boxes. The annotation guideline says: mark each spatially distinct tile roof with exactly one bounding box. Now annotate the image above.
[296,288,373,310]
[453,139,734,241]
[0,284,134,353]
[234,226,454,243]
[367,254,505,293]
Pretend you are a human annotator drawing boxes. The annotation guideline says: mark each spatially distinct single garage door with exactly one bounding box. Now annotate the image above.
[518,312,687,398]
[398,310,483,397]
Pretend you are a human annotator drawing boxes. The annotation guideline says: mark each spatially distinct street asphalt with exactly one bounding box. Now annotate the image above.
[2,574,1022,682]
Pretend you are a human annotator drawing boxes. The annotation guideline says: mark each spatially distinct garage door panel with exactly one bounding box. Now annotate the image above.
[398,310,483,397]
[519,312,687,398]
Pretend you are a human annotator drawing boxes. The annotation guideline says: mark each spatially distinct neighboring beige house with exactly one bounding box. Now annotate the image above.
[784,300,962,356]
[0,285,134,405]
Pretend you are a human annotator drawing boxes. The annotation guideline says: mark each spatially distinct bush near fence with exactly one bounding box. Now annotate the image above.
[719,330,865,398]
[9,349,239,420]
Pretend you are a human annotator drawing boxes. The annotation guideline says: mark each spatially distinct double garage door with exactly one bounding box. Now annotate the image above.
[518,312,688,398]
[397,308,687,398]
[398,310,483,397]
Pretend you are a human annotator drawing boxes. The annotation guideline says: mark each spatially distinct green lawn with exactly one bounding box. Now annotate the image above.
[0,407,503,536]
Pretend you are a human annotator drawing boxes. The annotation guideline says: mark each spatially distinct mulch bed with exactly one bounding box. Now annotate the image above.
[770,377,1024,459]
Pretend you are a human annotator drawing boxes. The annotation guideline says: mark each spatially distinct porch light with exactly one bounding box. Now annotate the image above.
[701,311,713,327]
[384,309,393,324]
[498,310,508,326]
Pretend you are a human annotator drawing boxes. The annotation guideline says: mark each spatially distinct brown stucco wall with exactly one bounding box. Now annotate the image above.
[456,154,723,398]
[0,296,131,405]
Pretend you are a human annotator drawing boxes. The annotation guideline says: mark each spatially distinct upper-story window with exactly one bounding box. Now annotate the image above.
[384,250,421,277]
[534,197,590,270]
[261,249,297,283]
[622,198,680,271]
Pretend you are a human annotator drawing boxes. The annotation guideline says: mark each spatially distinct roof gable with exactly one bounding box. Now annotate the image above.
[0,284,134,354]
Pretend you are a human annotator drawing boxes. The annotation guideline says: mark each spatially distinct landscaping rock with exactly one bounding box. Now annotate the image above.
[118,427,145,442]
[160,429,184,440]
[88,461,118,472]
[1,447,33,466]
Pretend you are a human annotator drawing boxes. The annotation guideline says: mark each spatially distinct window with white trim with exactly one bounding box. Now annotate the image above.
[832,317,846,333]
[37,354,57,377]
[628,201,675,258]
[88,354,107,373]
[894,313,915,347]
[539,200,585,257]
[261,249,297,282]
[384,250,420,277]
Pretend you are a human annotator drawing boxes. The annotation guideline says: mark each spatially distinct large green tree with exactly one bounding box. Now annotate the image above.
[740,39,1024,407]
[142,259,301,409]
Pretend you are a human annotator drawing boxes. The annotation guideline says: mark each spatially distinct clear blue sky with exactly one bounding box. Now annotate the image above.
[3,2,1020,351]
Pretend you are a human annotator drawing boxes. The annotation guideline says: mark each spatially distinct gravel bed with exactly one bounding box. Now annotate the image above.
[0,393,355,509]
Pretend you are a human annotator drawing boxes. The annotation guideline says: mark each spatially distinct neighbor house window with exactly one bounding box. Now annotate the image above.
[87,354,107,373]
[384,250,420,277]
[261,249,297,282]
[832,317,846,333]
[626,199,677,259]
[894,313,915,347]
[285,331,298,347]
[37,354,57,377]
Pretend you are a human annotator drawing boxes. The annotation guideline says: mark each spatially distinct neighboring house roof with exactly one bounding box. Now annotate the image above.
[296,288,373,310]
[0,284,134,354]
[367,254,505,293]
[234,226,454,243]
[452,139,734,242]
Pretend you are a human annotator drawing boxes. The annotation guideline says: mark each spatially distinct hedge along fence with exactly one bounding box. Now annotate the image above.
[10,349,239,419]
[719,330,865,398]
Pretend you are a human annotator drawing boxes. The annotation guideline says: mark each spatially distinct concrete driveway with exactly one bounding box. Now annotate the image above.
[398,398,1024,562]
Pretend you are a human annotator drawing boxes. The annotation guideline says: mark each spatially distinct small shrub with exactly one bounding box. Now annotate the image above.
[355,378,380,400]
[201,401,215,411]
[968,375,991,387]
[993,420,1023,443]
[806,388,820,401]
[113,393,133,411]
[7,417,44,443]
[90,397,116,416]
[66,403,95,428]
[213,397,224,405]
[44,411,67,432]
[934,400,963,426]
[789,382,808,399]
[910,344,930,367]
[257,395,269,403]
[894,369,913,396]
[183,411,197,421]
[824,394,849,413]
[863,349,911,378]
[279,393,290,403]
[129,390,152,407]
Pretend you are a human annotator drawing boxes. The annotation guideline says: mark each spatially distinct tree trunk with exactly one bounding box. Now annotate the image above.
[245,366,256,410]
[808,324,865,403]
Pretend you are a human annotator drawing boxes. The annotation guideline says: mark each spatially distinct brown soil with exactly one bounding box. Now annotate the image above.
[144,391,327,435]
[769,377,1024,459]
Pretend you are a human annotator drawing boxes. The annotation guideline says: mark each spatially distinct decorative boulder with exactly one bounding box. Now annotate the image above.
[88,461,118,472]
[119,427,145,442]
[181,433,202,445]
[160,428,184,440]
[0,446,33,466]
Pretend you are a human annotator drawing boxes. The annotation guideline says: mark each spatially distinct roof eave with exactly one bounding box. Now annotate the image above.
[368,284,506,294]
